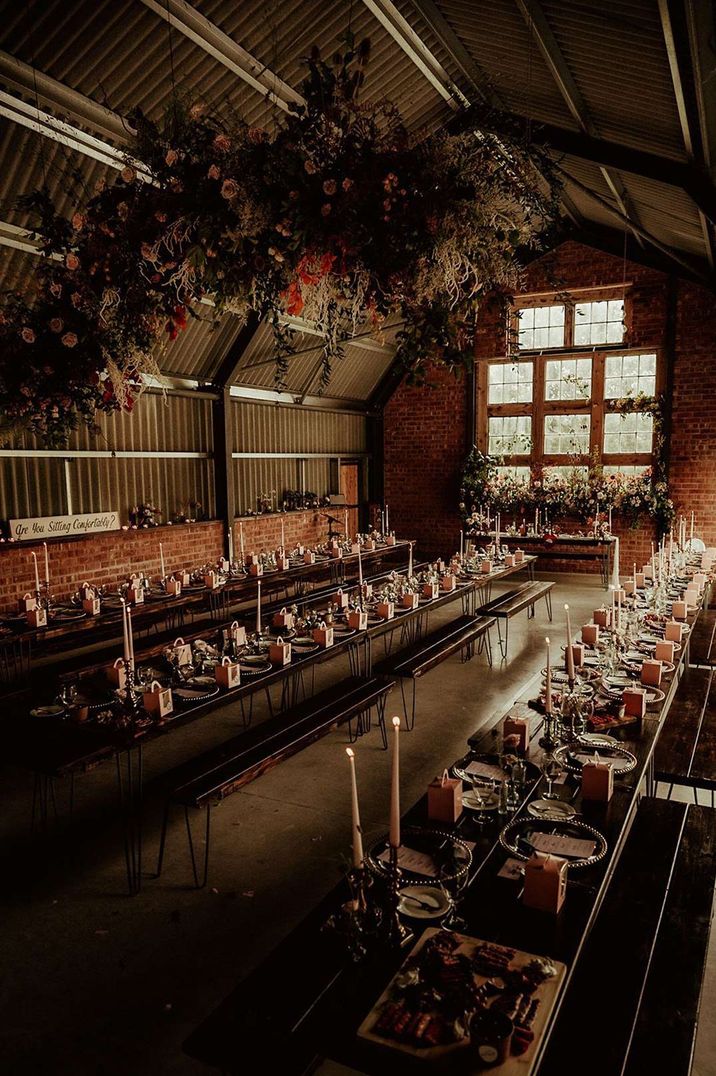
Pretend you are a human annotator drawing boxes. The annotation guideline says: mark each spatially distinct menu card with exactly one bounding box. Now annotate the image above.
[530,832,596,859]
[465,760,505,783]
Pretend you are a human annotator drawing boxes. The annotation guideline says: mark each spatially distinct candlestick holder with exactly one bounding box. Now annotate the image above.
[557,685,592,745]
[381,846,414,948]
[539,708,559,751]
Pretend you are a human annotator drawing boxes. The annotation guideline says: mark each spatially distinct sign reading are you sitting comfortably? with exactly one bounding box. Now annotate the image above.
[9,512,121,541]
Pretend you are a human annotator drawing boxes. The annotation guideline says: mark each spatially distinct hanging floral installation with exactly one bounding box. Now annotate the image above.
[0,38,560,445]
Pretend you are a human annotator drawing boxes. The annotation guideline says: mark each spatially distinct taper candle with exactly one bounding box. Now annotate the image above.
[691,511,695,543]
[121,599,129,662]
[31,551,40,594]
[43,541,49,586]
[256,580,262,634]
[545,637,552,715]
[160,542,166,578]
[280,518,285,551]
[346,748,364,868]
[565,604,575,682]
[460,530,464,560]
[127,605,135,665]
[344,509,349,537]
[408,541,413,578]
[389,716,401,849]
[239,521,245,560]
[358,542,363,586]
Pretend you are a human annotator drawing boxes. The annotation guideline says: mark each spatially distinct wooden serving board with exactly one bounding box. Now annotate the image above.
[358,929,566,1073]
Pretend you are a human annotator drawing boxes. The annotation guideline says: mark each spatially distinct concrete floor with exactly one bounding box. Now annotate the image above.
[1,573,715,1075]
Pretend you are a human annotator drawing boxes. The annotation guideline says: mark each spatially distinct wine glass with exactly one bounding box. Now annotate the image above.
[541,752,563,800]
[470,776,497,824]
[439,862,469,932]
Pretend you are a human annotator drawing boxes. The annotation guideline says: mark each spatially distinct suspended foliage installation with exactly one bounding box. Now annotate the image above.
[0,39,560,445]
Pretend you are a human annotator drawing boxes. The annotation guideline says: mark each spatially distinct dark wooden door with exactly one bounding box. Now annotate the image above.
[340,462,360,537]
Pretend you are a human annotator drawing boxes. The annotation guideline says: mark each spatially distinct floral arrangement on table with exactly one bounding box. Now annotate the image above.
[128,503,162,528]
[0,37,559,446]
[460,388,675,532]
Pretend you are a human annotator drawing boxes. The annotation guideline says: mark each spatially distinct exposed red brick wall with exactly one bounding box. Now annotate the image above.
[383,366,468,557]
[383,239,716,566]
[235,509,327,553]
[0,510,327,613]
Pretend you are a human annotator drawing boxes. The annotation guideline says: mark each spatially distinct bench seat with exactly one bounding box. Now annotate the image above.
[478,580,554,658]
[156,675,394,887]
[541,797,716,1075]
[374,614,494,728]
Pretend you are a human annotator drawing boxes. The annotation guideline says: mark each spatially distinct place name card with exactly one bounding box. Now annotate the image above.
[530,832,596,859]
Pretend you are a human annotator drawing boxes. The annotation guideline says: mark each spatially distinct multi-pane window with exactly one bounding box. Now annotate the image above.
[488,415,532,455]
[604,353,657,398]
[482,288,659,483]
[602,464,651,477]
[488,362,533,404]
[574,299,625,345]
[544,414,590,455]
[517,305,565,349]
[603,412,654,455]
[545,357,592,401]
[495,465,531,481]
[543,465,589,481]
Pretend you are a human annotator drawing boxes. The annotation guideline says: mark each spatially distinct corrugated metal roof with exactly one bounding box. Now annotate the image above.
[153,307,243,380]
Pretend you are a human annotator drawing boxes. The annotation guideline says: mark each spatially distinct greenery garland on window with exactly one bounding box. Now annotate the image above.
[460,393,674,532]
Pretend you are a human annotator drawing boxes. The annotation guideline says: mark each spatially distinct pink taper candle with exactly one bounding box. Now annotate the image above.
[565,604,575,682]
[389,716,401,849]
[346,748,364,868]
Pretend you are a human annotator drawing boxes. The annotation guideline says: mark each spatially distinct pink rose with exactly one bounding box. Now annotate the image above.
[94,178,106,194]
[342,178,353,192]
[213,134,231,152]
[141,242,155,260]
[321,203,332,217]
[117,202,129,220]
[50,283,62,298]
[121,165,136,183]
[165,149,178,166]
[61,332,78,348]
[221,178,239,200]
[207,164,221,180]
[49,318,64,333]
[71,292,82,308]
[65,253,80,271]
[189,103,205,119]
[323,179,337,196]
[21,327,35,344]
[71,213,85,231]
[155,211,167,223]
[247,127,265,144]
[304,159,317,175]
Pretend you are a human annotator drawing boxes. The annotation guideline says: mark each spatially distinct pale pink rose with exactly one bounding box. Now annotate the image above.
[71,212,85,231]
[165,149,178,166]
[94,178,106,194]
[213,134,231,152]
[65,253,80,270]
[50,283,62,298]
[21,327,35,344]
[207,164,221,180]
[155,211,167,223]
[342,178,353,192]
[49,318,64,333]
[221,178,239,200]
[61,332,78,348]
[189,103,205,119]
[323,179,337,196]
[70,292,82,308]
[121,165,136,183]
[304,159,317,175]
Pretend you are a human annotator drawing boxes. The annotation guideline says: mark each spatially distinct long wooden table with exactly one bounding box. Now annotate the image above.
[182,590,703,1074]
[470,531,615,588]
[1,542,411,663]
[5,555,535,892]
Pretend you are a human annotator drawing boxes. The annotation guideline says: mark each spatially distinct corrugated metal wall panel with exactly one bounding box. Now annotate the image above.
[233,457,334,515]
[0,456,67,518]
[68,456,214,519]
[233,399,366,454]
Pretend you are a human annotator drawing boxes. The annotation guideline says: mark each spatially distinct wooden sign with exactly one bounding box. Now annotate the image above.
[8,512,121,541]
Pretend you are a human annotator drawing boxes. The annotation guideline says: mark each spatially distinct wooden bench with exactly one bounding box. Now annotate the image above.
[478,579,554,659]
[654,667,716,803]
[155,675,394,888]
[374,614,494,729]
[540,797,716,1075]
[689,607,716,667]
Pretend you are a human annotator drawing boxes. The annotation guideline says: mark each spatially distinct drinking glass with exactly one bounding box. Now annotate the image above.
[470,776,497,824]
[541,752,563,800]
[439,864,469,932]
